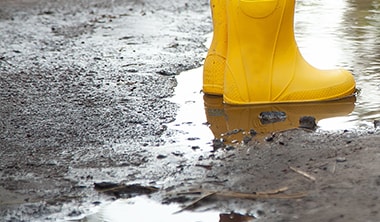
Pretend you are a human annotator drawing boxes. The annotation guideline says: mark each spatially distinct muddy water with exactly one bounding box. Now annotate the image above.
[85,0,380,221]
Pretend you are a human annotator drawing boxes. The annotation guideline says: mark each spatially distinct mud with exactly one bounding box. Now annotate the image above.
[0,0,380,222]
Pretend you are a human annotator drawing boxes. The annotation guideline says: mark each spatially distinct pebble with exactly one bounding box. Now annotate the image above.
[259,111,287,124]
[336,157,347,162]
[191,146,200,150]
[156,154,167,159]
[212,138,225,149]
[171,151,184,157]
[374,120,380,128]
[225,146,235,151]
[249,129,257,136]
[265,135,274,142]
[243,135,252,144]
[299,116,317,130]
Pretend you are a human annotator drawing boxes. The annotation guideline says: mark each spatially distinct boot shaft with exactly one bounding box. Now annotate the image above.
[224,0,355,104]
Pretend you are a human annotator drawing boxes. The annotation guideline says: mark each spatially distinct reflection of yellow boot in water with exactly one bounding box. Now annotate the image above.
[203,0,227,95]
[203,95,228,139]
[219,0,356,104]
[204,95,356,143]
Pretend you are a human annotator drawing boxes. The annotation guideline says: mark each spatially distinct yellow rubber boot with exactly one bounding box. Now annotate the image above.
[203,0,228,95]
[224,0,356,104]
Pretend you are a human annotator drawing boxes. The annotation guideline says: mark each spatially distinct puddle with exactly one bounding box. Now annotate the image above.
[75,196,218,222]
[81,0,380,221]
[75,196,256,222]
[172,68,359,144]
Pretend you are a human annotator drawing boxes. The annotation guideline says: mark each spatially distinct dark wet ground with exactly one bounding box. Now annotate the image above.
[1,0,380,222]
[0,0,210,220]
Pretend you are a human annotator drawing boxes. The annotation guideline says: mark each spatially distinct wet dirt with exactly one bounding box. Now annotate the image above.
[0,0,380,222]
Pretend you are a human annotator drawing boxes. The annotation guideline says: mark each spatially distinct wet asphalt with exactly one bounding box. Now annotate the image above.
[0,0,211,220]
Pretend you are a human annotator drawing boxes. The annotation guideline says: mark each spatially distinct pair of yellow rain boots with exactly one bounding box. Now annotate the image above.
[203,0,356,105]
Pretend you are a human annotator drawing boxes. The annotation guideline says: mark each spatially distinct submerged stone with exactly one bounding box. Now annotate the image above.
[259,111,287,124]
[299,116,317,130]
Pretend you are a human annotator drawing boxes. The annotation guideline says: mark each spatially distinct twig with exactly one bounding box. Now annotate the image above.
[173,187,307,213]
[179,188,306,201]
[332,161,337,174]
[214,190,307,200]
[256,186,289,195]
[173,191,216,214]
[289,166,316,181]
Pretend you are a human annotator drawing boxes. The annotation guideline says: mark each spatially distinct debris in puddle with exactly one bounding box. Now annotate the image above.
[174,191,217,214]
[94,182,159,197]
[222,129,243,136]
[175,187,306,212]
[259,111,287,124]
[231,139,239,144]
[249,129,257,136]
[299,116,317,130]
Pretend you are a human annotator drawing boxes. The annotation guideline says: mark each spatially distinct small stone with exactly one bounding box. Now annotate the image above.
[212,138,225,149]
[265,135,274,142]
[336,157,347,162]
[249,129,257,136]
[171,151,183,157]
[243,135,252,144]
[156,154,167,159]
[225,146,235,151]
[299,116,317,130]
[374,120,380,128]
[257,210,265,216]
[375,176,380,186]
[259,111,287,124]
[92,201,101,206]
[225,129,242,136]
[191,146,200,150]
[68,210,81,217]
